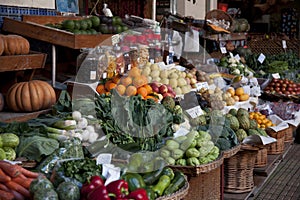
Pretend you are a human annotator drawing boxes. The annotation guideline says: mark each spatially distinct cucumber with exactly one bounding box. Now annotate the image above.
[0,133,19,148]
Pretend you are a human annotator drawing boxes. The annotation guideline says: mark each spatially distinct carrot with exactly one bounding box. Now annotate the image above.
[0,168,11,183]
[0,161,20,178]
[11,175,32,189]
[16,166,39,179]
[5,181,30,198]
[10,190,25,200]
[0,189,14,200]
[0,183,10,192]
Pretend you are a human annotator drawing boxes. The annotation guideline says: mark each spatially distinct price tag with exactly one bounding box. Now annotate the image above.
[102,72,107,79]
[220,47,227,54]
[272,73,280,79]
[127,64,131,71]
[111,34,120,46]
[102,164,121,185]
[195,82,209,91]
[234,54,241,61]
[229,52,234,58]
[120,67,124,74]
[96,153,112,165]
[90,71,97,80]
[258,53,266,64]
[282,40,287,49]
[174,127,190,138]
[186,106,204,119]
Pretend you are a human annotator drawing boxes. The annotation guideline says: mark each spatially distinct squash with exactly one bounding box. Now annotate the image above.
[239,93,249,101]
[0,35,4,56]
[6,80,56,112]
[235,87,244,96]
[1,34,30,56]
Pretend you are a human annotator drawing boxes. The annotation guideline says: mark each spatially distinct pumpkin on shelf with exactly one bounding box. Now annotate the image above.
[6,80,56,112]
[0,34,30,56]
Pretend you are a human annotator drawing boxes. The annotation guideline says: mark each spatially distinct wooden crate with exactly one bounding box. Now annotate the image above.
[2,16,113,49]
[0,51,47,72]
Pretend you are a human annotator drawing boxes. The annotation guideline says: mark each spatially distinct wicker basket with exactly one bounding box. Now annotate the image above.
[223,145,259,193]
[205,9,234,32]
[156,177,189,200]
[254,147,268,168]
[222,144,241,159]
[265,127,286,139]
[170,154,224,177]
[267,137,285,155]
[284,125,295,143]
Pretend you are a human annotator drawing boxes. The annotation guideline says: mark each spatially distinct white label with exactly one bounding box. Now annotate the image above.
[220,47,227,54]
[258,53,266,64]
[111,34,120,46]
[234,54,241,61]
[150,59,155,64]
[229,52,234,58]
[120,67,124,74]
[195,82,209,91]
[127,64,131,70]
[90,71,97,80]
[96,153,112,165]
[186,106,204,118]
[272,73,280,79]
[282,40,287,49]
[174,127,190,138]
[102,72,107,79]
[102,164,121,185]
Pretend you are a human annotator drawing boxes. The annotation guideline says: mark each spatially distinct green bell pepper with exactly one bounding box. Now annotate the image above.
[161,167,175,180]
[152,175,171,197]
[143,167,164,185]
[145,186,156,200]
[186,157,200,166]
[122,173,146,192]
[164,171,186,195]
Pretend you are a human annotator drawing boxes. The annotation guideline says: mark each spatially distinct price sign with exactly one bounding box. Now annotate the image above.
[220,47,227,54]
[96,153,112,165]
[195,82,209,91]
[282,40,287,49]
[258,53,266,64]
[186,106,204,119]
[90,71,97,80]
[102,72,107,79]
[174,127,190,138]
[111,34,120,45]
[102,164,121,185]
[272,73,280,79]
[234,54,241,61]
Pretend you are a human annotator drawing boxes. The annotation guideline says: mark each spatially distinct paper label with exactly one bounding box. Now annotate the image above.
[186,106,204,118]
[258,53,266,64]
[111,34,120,46]
[102,164,121,185]
[282,40,287,49]
[102,72,107,79]
[272,73,280,79]
[195,82,209,91]
[120,67,125,74]
[127,64,131,71]
[90,71,97,80]
[220,47,227,54]
[96,153,112,165]
[234,54,241,61]
[229,52,234,58]
[174,127,190,138]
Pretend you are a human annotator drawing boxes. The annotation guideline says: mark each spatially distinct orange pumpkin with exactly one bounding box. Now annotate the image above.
[0,35,4,56]
[1,34,30,56]
[6,80,56,112]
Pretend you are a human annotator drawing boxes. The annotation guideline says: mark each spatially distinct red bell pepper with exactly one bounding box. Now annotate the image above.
[127,188,149,200]
[87,185,111,200]
[106,180,129,198]
[81,175,104,198]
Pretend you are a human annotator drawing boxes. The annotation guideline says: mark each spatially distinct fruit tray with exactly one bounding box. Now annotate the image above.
[262,91,300,103]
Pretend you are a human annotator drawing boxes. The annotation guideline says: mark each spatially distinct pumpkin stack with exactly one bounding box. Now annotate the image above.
[0,34,30,56]
[6,80,56,112]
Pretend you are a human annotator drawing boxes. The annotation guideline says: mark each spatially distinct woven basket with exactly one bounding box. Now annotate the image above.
[254,147,268,168]
[267,137,285,155]
[156,176,189,200]
[284,125,295,143]
[170,154,224,177]
[182,166,222,200]
[224,146,259,193]
[205,9,234,32]
[265,127,286,139]
[222,144,241,159]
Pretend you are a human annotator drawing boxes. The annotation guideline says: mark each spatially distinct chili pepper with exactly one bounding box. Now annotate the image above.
[106,180,129,198]
[127,188,149,200]
[121,173,146,192]
[81,175,104,198]
[87,185,111,200]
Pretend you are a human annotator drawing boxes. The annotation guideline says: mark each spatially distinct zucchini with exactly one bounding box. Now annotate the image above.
[163,171,186,195]
[0,133,19,148]
[143,167,164,185]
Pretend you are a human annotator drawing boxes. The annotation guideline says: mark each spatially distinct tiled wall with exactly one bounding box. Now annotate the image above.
[0,5,57,30]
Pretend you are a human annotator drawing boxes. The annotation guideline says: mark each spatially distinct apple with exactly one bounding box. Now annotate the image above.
[159,84,168,94]
[163,92,174,98]
[166,85,174,93]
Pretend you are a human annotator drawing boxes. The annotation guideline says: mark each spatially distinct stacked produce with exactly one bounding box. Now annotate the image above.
[218,56,252,76]
[0,133,19,161]
[263,78,300,96]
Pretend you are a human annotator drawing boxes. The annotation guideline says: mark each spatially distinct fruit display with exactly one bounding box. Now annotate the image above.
[218,56,252,76]
[45,15,128,35]
[249,111,276,129]
[263,78,300,96]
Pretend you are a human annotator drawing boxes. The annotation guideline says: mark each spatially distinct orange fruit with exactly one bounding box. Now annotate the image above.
[120,76,133,87]
[125,85,137,96]
[115,84,126,95]
[235,87,244,96]
[96,84,106,94]
[144,84,153,94]
[128,67,141,78]
[132,75,148,88]
[112,74,121,84]
[137,87,148,98]
[144,95,158,102]
[105,80,117,91]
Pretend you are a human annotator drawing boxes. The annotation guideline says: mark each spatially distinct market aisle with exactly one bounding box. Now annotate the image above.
[251,142,300,200]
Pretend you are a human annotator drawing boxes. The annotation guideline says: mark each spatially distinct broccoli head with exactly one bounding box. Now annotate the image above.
[215,137,232,151]
[161,96,176,112]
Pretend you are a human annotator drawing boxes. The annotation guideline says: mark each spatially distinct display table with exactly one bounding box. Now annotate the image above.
[2,16,114,87]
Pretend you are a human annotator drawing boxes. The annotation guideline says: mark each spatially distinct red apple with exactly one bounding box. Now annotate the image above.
[159,85,168,94]
[163,92,174,98]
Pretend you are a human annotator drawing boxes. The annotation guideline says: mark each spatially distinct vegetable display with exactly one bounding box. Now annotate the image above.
[0,34,30,56]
